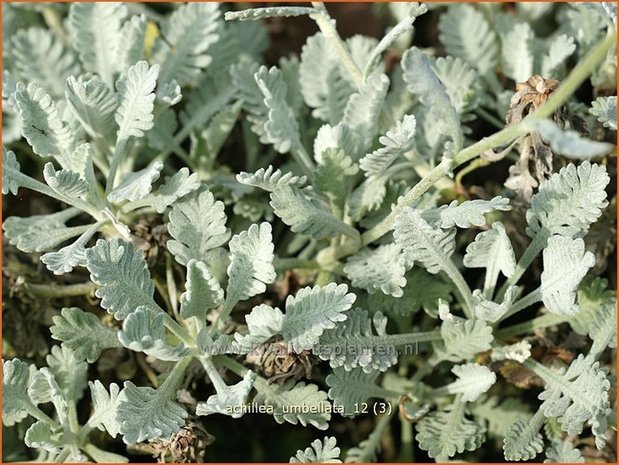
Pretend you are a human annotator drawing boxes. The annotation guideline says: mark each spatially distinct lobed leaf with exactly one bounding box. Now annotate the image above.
[51,307,121,363]
[290,437,341,463]
[526,161,610,239]
[282,283,356,352]
[317,309,397,372]
[86,239,158,320]
[68,2,127,87]
[344,244,407,297]
[180,259,224,320]
[167,186,230,266]
[88,380,122,438]
[540,236,595,315]
[153,3,221,87]
[118,307,188,361]
[226,222,276,302]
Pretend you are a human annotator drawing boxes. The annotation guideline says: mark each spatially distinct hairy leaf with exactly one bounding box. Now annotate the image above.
[117,380,187,445]
[544,439,584,463]
[226,222,276,302]
[107,161,163,203]
[2,146,21,195]
[153,3,221,87]
[119,307,188,361]
[14,82,75,167]
[326,367,380,417]
[254,65,301,153]
[359,114,416,178]
[50,307,121,363]
[422,197,511,229]
[541,236,595,315]
[526,119,614,159]
[402,47,463,154]
[416,400,486,460]
[88,380,122,438]
[344,244,407,297]
[590,96,617,130]
[526,162,610,239]
[65,74,118,141]
[167,186,230,266]
[271,185,360,241]
[235,304,284,352]
[115,60,159,141]
[393,208,456,274]
[317,309,397,372]
[438,4,499,76]
[501,23,535,82]
[537,354,611,448]
[68,3,127,87]
[254,379,330,430]
[237,165,307,192]
[445,363,497,402]
[86,239,158,320]
[282,283,356,352]
[196,371,256,419]
[180,259,224,320]
[441,317,494,360]
[2,359,36,426]
[11,27,79,98]
[290,437,341,463]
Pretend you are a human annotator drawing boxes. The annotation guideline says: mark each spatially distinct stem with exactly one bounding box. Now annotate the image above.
[363,158,455,247]
[497,233,547,301]
[474,106,505,129]
[496,313,569,339]
[274,257,319,271]
[311,3,364,88]
[42,6,69,45]
[55,447,72,463]
[25,281,98,298]
[292,144,316,178]
[199,356,228,393]
[162,313,193,347]
[26,404,60,429]
[208,297,238,336]
[13,171,103,220]
[442,265,474,318]
[497,288,542,323]
[106,138,128,195]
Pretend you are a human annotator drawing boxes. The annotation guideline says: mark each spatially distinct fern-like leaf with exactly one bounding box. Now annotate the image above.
[152,3,221,87]
[85,239,158,320]
[282,283,356,352]
[167,187,230,266]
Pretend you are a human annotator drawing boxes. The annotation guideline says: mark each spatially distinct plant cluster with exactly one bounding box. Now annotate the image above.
[2,2,617,463]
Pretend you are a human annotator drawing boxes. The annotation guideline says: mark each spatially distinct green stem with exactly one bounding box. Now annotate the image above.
[162,313,193,347]
[55,447,72,463]
[42,5,69,45]
[106,138,128,195]
[497,233,547,300]
[208,297,238,336]
[199,356,228,393]
[474,106,505,129]
[311,3,364,88]
[497,288,542,323]
[292,144,316,178]
[274,257,319,271]
[26,281,98,298]
[26,404,60,429]
[442,265,474,318]
[13,171,103,220]
[497,313,569,339]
